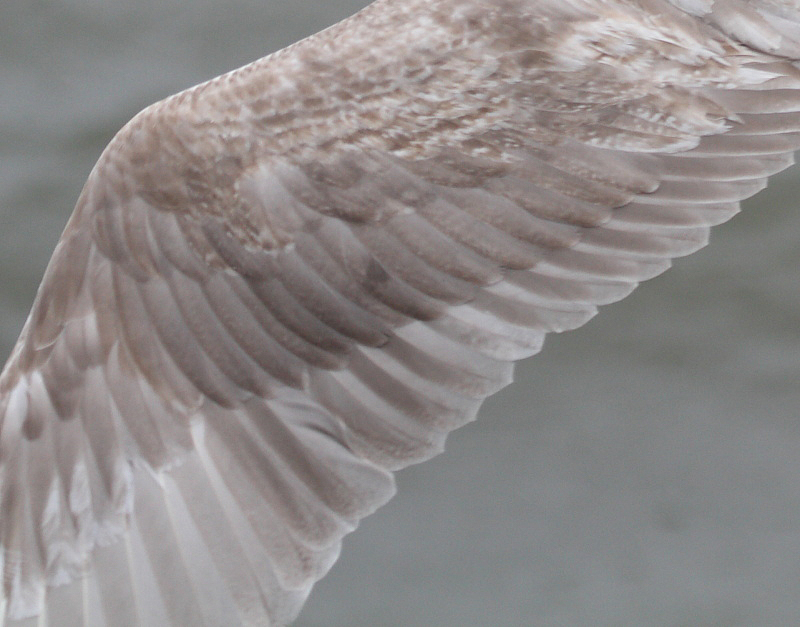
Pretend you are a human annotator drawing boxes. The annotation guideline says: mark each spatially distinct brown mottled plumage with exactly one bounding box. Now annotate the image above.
[2,0,800,624]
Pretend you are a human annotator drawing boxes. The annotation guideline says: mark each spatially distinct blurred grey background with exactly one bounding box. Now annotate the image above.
[2,2,800,625]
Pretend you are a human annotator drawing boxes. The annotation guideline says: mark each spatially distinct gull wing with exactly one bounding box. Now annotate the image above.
[1,0,799,624]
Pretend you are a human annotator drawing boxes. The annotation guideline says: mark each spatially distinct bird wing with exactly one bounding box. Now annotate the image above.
[2,0,799,624]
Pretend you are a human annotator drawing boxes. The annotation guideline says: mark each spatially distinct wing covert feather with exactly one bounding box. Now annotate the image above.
[2,0,800,624]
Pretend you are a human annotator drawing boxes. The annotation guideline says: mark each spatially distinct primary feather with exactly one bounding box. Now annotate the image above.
[2,0,800,624]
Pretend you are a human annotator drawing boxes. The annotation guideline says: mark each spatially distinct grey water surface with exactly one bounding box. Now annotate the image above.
[2,2,800,626]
